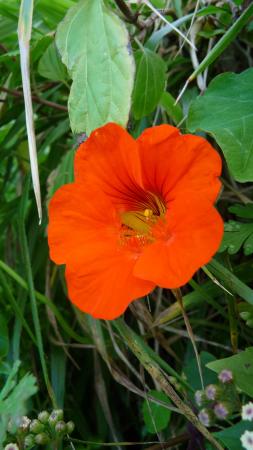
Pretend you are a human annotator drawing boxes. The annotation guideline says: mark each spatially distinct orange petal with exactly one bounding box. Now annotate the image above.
[137,125,222,204]
[48,182,155,319]
[74,123,144,212]
[134,196,224,287]
[65,244,155,320]
[48,183,120,265]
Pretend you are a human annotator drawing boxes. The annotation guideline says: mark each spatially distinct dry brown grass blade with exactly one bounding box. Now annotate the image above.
[115,319,224,450]
[18,0,42,222]
[172,288,204,390]
[94,351,122,450]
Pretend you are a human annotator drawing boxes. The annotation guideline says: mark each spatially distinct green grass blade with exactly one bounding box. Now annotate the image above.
[206,258,253,305]
[189,4,253,81]
[18,180,55,406]
[0,260,91,345]
[0,269,37,346]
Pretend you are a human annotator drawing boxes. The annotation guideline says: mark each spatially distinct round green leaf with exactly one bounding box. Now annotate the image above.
[188,69,253,182]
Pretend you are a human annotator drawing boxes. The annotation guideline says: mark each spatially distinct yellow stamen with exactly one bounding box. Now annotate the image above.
[120,193,166,240]
[144,208,153,218]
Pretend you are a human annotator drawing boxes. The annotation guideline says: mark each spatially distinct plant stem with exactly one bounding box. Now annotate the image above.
[114,0,142,28]
[0,86,68,111]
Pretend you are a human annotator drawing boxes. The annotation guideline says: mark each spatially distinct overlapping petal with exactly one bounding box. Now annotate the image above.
[134,195,224,287]
[48,182,155,318]
[137,125,221,204]
[74,123,144,212]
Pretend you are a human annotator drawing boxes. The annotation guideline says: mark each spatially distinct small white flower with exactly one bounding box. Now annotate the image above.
[198,408,213,427]
[205,384,217,400]
[242,402,253,421]
[195,390,205,406]
[241,430,253,450]
[214,402,230,419]
[4,444,19,450]
[17,416,31,431]
[218,369,233,383]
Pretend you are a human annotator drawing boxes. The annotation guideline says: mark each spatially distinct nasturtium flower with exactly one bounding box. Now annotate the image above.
[48,123,223,319]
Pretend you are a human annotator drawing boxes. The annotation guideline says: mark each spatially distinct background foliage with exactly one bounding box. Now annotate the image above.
[1,0,253,449]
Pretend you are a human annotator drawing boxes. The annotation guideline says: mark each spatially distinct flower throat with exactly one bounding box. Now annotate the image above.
[120,192,166,235]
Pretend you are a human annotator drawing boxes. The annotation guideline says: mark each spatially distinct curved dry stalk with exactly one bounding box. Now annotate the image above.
[115,319,224,450]
[18,0,42,223]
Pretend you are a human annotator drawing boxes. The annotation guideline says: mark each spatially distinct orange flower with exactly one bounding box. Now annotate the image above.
[48,123,223,319]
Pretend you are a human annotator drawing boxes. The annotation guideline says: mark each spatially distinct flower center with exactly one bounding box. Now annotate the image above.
[121,192,166,237]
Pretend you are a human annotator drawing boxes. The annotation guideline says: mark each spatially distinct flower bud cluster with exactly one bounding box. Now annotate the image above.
[195,369,238,427]
[5,409,74,449]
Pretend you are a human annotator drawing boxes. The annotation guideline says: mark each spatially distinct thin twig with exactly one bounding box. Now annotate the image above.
[0,86,68,112]
[145,433,189,450]
[114,0,142,28]
[172,288,204,390]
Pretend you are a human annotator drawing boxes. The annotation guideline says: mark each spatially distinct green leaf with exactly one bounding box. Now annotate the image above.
[219,204,253,255]
[38,41,68,82]
[36,0,76,30]
[132,48,166,120]
[219,221,253,255]
[0,361,37,444]
[160,91,183,125]
[142,390,171,434]
[47,148,74,198]
[39,118,70,154]
[56,0,134,134]
[149,0,166,7]
[198,28,224,38]
[207,259,253,306]
[213,421,249,450]
[2,372,37,415]
[184,351,217,393]
[206,347,253,397]
[31,35,53,63]
[229,204,253,219]
[188,69,253,182]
